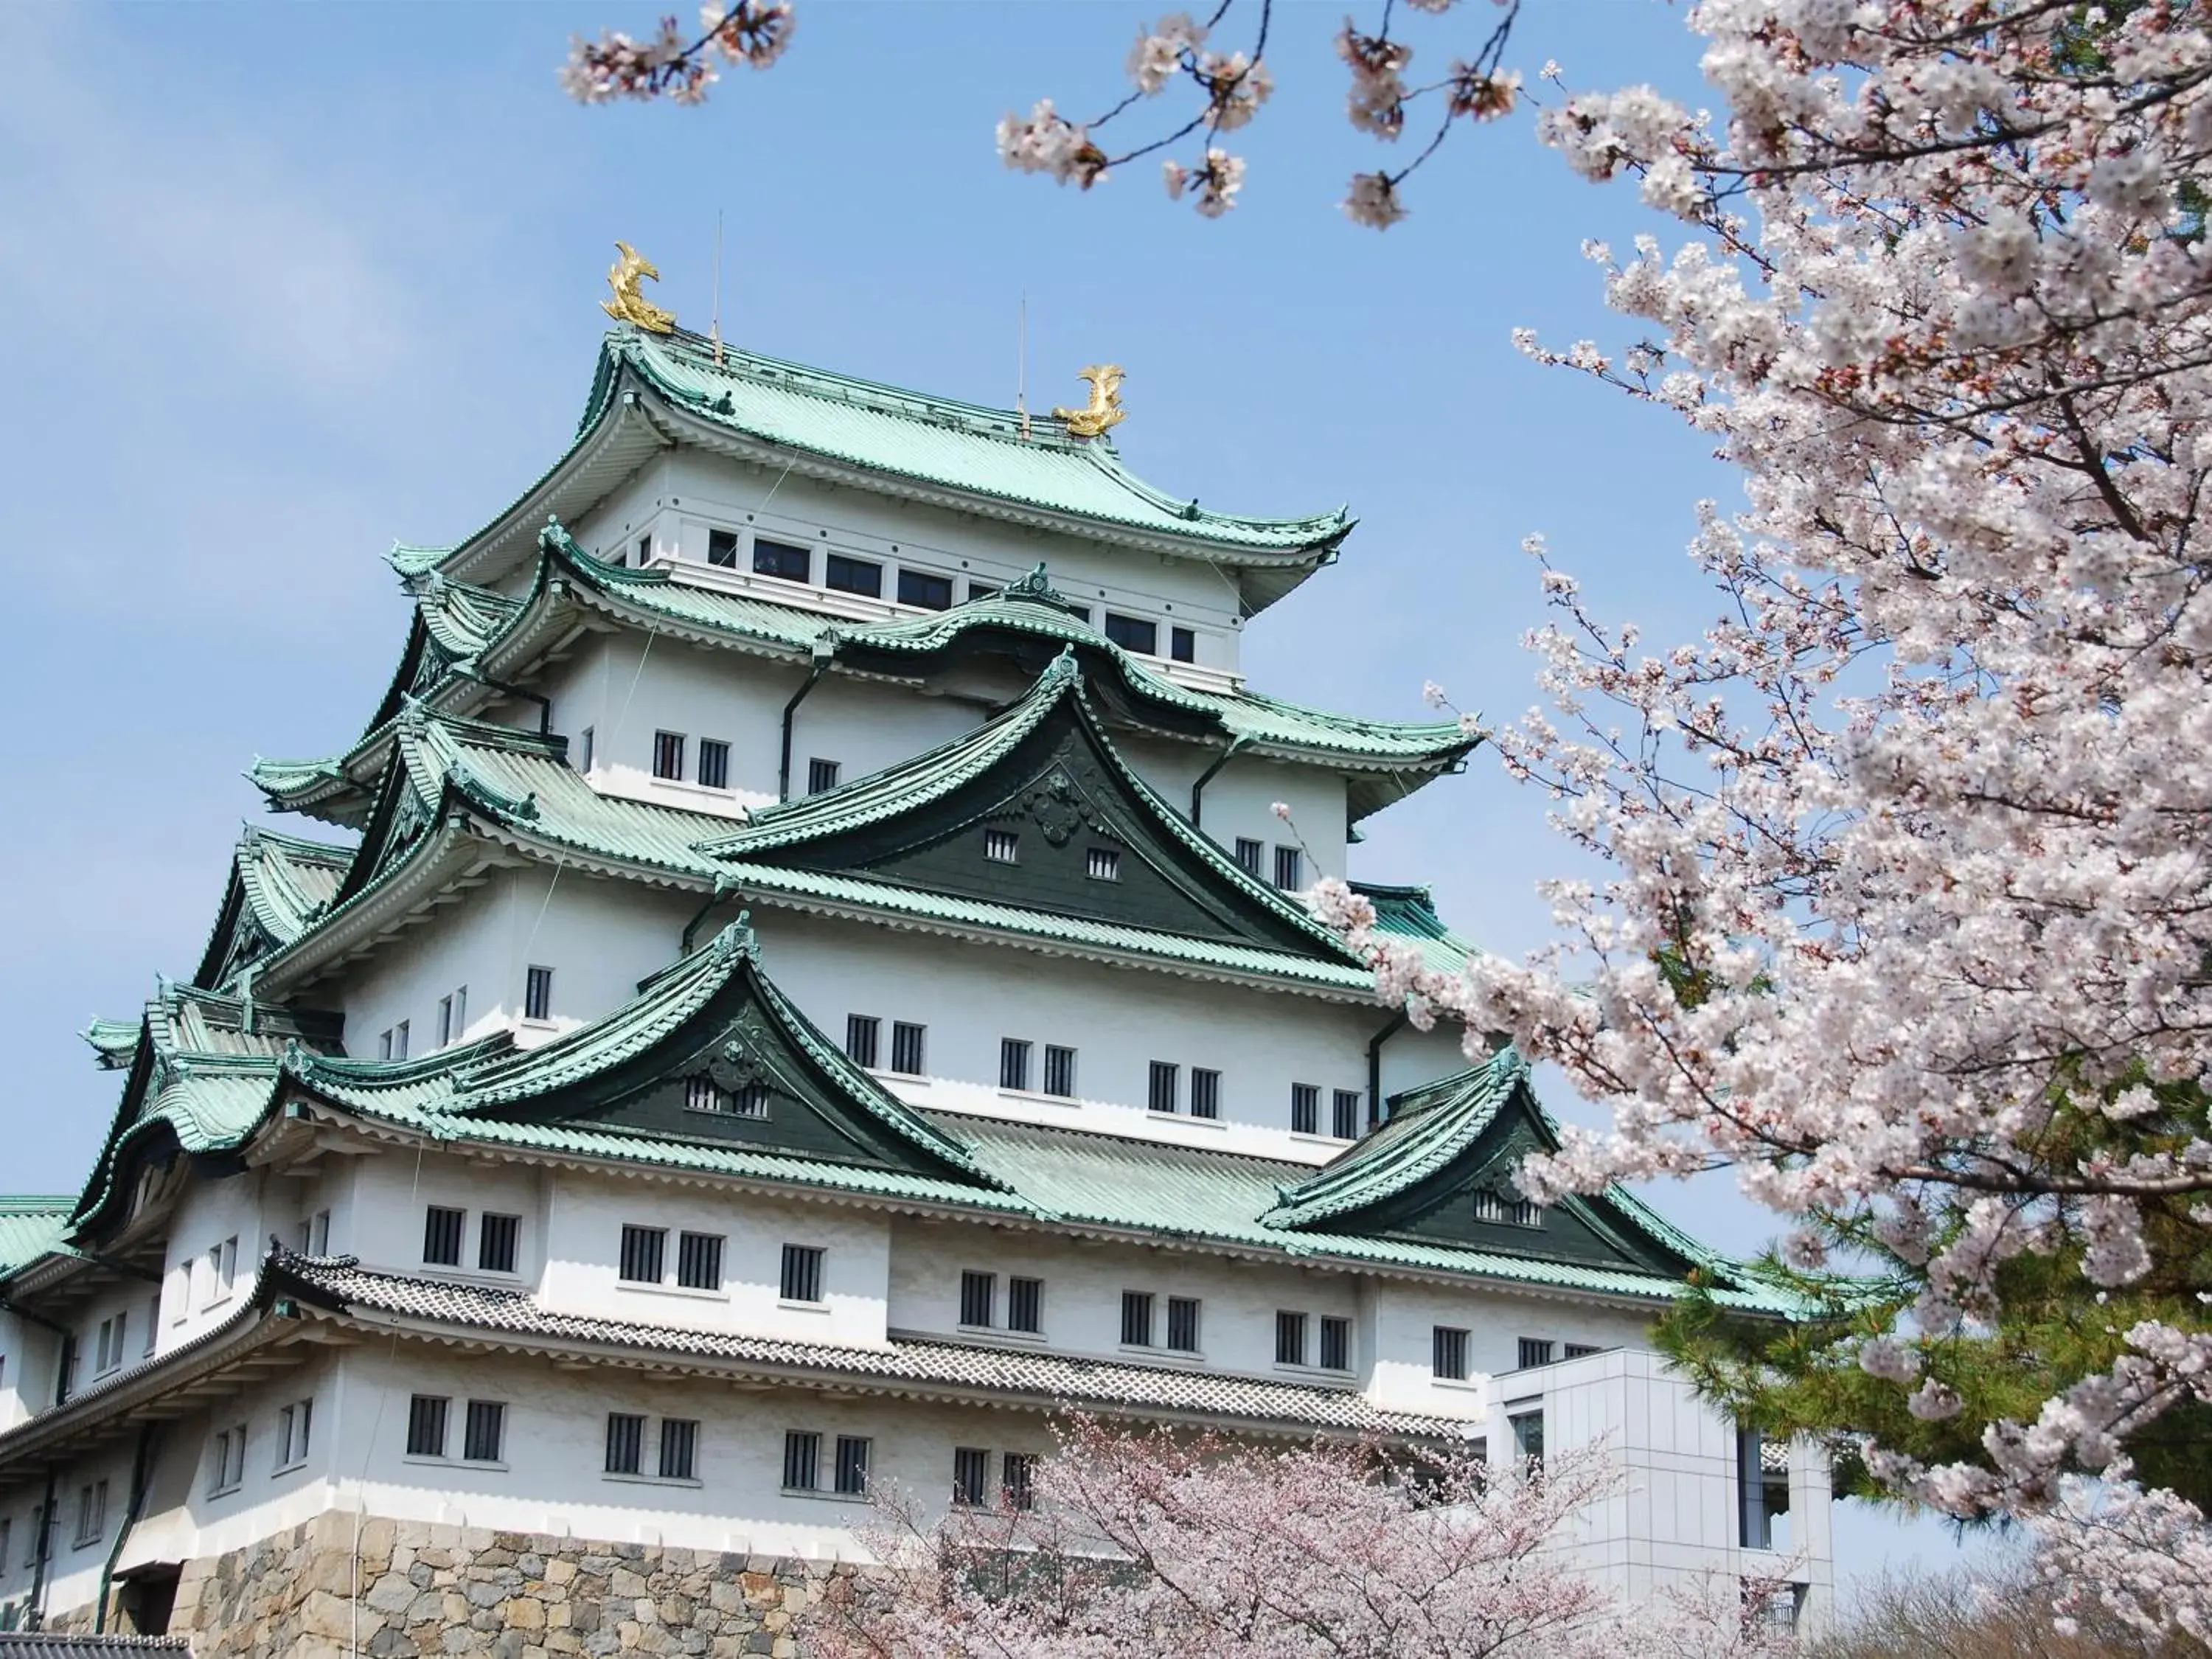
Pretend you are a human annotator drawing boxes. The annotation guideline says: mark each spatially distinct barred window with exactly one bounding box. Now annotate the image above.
[1564,1343,1603,1360]
[677,1232,724,1291]
[1086,846,1121,882]
[697,738,731,791]
[686,1077,730,1113]
[422,1206,465,1267]
[1472,1190,1543,1228]
[406,1395,449,1459]
[463,1400,506,1463]
[1043,1045,1077,1098]
[1276,1311,1308,1367]
[845,1015,880,1068]
[999,1038,1032,1091]
[781,1244,824,1304]
[1119,1290,1154,1348]
[653,731,686,781]
[524,964,554,1022]
[807,757,841,795]
[1517,1338,1557,1370]
[479,1213,520,1274]
[1319,1316,1352,1372]
[1148,1061,1179,1114]
[605,1413,645,1475]
[960,1270,995,1329]
[1190,1068,1220,1119]
[659,1419,699,1481]
[1333,1089,1363,1140]
[1290,1083,1320,1136]
[619,1225,667,1284]
[824,554,882,597]
[1234,838,1263,877]
[890,1021,926,1076]
[1003,1452,1039,1512]
[952,1447,991,1508]
[1008,1276,1043,1335]
[1433,1326,1471,1382]
[782,1430,821,1491]
[985,828,1020,863]
[834,1436,871,1496]
[1166,1296,1201,1354]
[1274,845,1303,891]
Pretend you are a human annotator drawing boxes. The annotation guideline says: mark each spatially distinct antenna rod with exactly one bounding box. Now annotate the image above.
[712,210,726,366]
[1018,291,1030,442]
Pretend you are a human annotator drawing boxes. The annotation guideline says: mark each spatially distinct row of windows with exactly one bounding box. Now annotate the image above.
[698,526,1202,663]
[1147,1061,1223,1119]
[959,1270,1043,1334]
[1430,1329,1607,1382]
[1274,1311,1354,1372]
[1290,1084,1365,1140]
[1233,838,1304,891]
[208,1393,316,1497]
[423,1207,521,1274]
[378,984,470,1062]
[407,1394,509,1465]
[845,1015,926,1076]
[996,1038,1078,1097]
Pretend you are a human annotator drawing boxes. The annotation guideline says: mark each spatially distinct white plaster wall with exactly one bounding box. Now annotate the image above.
[346,1151,544,1287]
[1362,1276,1653,1417]
[160,1175,277,1354]
[331,873,526,1060]
[1118,735,1352,886]
[0,1312,58,1431]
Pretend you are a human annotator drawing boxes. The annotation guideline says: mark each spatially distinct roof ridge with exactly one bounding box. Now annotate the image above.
[918,1106,1314,1175]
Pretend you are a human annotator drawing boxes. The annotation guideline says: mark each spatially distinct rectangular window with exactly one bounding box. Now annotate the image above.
[952,1447,991,1508]
[463,1399,506,1464]
[208,1424,247,1492]
[1291,1083,1320,1136]
[890,1021,926,1076]
[423,1206,465,1267]
[1319,1315,1351,1372]
[697,738,731,790]
[392,1020,409,1061]
[984,827,1020,863]
[1276,1311,1308,1367]
[266,1400,304,1470]
[378,1028,393,1061]
[1104,613,1158,655]
[1234,837,1263,877]
[1119,1290,1154,1348]
[1065,604,1093,625]
[636,534,651,566]
[604,1412,644,1475]
[959,1270,995,1329]
[686,1077,731,1114]
[807,757,841,794]
[1043,1045,1077,1098]
[653,731,686,781]
[619,1225,667,1284]
[1471,1191,1543,1228]
[897,568,954,611]
[1166,1296,1202,1353]
[754,538,810,582]
[1008,1276,1043,1335]
[1086,846,1121,881]
[74,1481,105,1548]
[1002,1452,1038,1512]
[1147,1061,1179,1114]
[524,965,553,1022]
[999,1037,1032,1091]
[659,1418,699,1481]
[708,528,740,568]
[781,1244,824,1304]
[1333,1089,1363,1140]
[1511,1410,1545,1465]
[782,1430,821,1492]
[676,1231,724,1291]
[1564,1343,1602,1360]
[437,994,453,1047]
[1170,626,1196,664]
[1433,1326,1471,1382]
[143,1295,159,1354]
[834,1436,871,1496]
[1190,1068,1220,1120]
[578,727,595,773]
[735,1080,771,1117]
[1275,845,1304,891]
[966,580,1001,602]
[216,1237,237,1295]
[845,1015,880,1068]
[824,554,883,597]
[1517,1338,1557,1370]
[406,1395,450,1459]
[479,1213,520,1275]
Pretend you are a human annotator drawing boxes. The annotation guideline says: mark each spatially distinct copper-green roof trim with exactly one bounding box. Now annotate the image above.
[0,1200,74,1279]
[81,1020,139,1070]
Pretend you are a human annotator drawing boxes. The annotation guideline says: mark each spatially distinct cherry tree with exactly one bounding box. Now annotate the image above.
[801,1416,1795,1658]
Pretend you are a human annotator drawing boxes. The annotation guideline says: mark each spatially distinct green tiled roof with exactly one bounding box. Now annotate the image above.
[0,1199,74,1277]
[234,827,351,938]
[81,1020,140,1069]
[1353,881,1481,978]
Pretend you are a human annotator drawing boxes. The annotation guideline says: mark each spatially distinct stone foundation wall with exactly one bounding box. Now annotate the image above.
[55,1516,863,1659]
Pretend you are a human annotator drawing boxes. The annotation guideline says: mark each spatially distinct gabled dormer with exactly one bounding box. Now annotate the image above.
[192,827,356,992]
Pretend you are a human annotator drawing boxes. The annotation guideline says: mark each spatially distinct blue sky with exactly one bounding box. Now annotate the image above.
[0,0,1995,1589]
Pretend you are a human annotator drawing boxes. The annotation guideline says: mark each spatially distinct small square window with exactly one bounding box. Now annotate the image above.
[890,1021,926,1076]
[834,1435,871,1495]
[1319,1315,1352,1372]
[783,1430,821,1491]
[754,538,810,582]
[897,568,954,611]
[1517,1338,1557,1370]
[984,827,1019,863]
[74,1480,106,1547]
[677,1231,724,1291]
[1120,1290,1155,1348]
[1170,626,1196,664]
[406,1395,450,1459]
[781,1243,825,1304]
[698,738,731,790]
[708,528,741,568]
[1333,1089,1363,1140]
[845,1015,880,1068]
[619,1225,667,1284]
[464,1399,506,1463]
[824,554,883,597]
[1564,1343,1602,1360]
[378,1029,392,1061]
[1166,1296,1201,1353]
[1274,846,1303,891]
[999,1038,1032,1091]
[1086,847,1121,881]
[478,1213,520,1275]
[653,731,686,781]
[1290,1083,1320,1136]
[1433,1326,1471,1382]
[1147,1061,1179,1114]
[1234,838,1263,878]
[807,757,841,795]
[1276,1310,1308,1367]
[1008,1276,1043,1335]
[1003,1452,1038,1511]
[423,1206,465,1267]
[524,965,553,1023]
[960,1270,995,1329]
[659,1418,699,1481]
[1104,613,1158,655]
[605,1412,644,1475]
[1043,1045,1077,1098]
[1190,1068,1220,1120]
[952,1447,990,1508]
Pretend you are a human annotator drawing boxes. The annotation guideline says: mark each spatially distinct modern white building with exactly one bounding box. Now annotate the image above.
[0,276,1830,1655]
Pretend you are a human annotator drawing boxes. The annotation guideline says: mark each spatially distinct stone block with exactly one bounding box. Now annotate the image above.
[519,1554,546,1579]
[657,1595,692,1627]
[443,1591,473,1624]
[408,1591,447,1625]
[609,1568,648,1601]
[546,1559,578,1587]
[299,1589,372,1643]
[706,1584,744,1615]
[367,1572,422,1615]
[616,1621,642,1649]
[507,1597,548,1631]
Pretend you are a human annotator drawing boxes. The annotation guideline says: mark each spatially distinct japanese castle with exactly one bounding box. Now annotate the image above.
[0,262,1833,1650]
